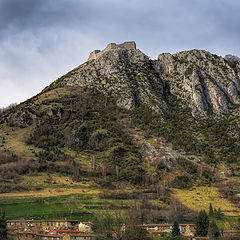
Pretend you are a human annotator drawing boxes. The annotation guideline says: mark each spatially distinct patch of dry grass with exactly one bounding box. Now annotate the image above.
[0,187,101,199]
[3,173,100,199]
[0,124,38,159]
[172,186,240,216]
[20,173,97,188]
[34,87,69,104]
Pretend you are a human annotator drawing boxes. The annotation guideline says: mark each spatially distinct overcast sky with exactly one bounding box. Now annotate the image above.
[0,0,240,107]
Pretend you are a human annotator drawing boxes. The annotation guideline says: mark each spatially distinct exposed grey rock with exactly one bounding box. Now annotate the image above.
[9,107,36,128]
[46,107,63,118]
[88,41,137,61]
[70,124,89,148]
[156,53,176,74]
[117,95,135,109]
[155,49,240,116]
[65,41,166,112]
[59,42,240,117]
[224,54,240,65]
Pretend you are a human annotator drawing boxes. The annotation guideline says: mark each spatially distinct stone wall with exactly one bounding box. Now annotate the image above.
[88,41,136,61]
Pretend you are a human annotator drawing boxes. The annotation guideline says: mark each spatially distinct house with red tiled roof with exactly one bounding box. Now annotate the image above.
[137,223,195,236]
[223,230,240,238]
[7,219,79,231]
[64,233,97,240]
[36,233,64,240]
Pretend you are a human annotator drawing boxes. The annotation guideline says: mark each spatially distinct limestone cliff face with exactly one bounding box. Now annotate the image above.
[156,50,240,116]
[58,42,240,117]
[62,41,167,111]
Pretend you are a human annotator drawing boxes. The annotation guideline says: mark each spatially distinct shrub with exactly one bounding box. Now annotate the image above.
[171,175,192,189]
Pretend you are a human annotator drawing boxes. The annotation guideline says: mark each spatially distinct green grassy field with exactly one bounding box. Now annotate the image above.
[1,194,239,232]
[1,173,239,221]
[0,172,132,220]
[0,195,95,220]
[0,192,137,221]
[0,196,87,220]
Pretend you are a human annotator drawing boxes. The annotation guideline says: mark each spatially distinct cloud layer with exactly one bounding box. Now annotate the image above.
[0,0,240,107]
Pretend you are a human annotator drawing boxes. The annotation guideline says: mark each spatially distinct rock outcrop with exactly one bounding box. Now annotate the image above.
[155,50,240,116]
[57,42,240,117]
[9,107,36,128]
[88,41,137,61]
[64,41,166,111]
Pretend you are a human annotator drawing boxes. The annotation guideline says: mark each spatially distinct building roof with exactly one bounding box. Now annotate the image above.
[148,230,169,234]
[194,238,209,239]
[137,223,195,227]
[223,230,240,233]
[56,230,85,233]
[7,226,36,229]
[7,219,78,222]
[36,233,64,237]
[68,233,97,237]
[17,231,37,235]
[7,220,34,222]
[36,219,78,222]
[185,237,209,239]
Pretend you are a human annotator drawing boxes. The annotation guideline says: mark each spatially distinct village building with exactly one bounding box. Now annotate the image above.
[78,222,92,233]
[7,219,79,231]
[7,220,35,228]
[14,231,37,240]
[34,220,79,230]
[7,219,240,240]
[35,233,64,240]
[7,225,42,240]
[9,231,96,240]
[137,223,196,236]
[62,233,97,240]
[7,220,93,240]
[223,229,240,238]
[185,237,209,240]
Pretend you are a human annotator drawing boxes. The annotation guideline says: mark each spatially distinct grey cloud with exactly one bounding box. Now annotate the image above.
[0,0,240,107]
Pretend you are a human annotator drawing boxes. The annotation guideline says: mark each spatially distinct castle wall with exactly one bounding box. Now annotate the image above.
[88,41,136,61]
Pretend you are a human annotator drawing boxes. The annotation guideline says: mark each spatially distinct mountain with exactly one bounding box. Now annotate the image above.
[0,41,239,220]
[55,41,240,116]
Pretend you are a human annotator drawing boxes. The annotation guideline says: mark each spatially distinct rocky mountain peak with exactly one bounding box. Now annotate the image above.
[52,42,240,117]
[88,41,137,61]
[155,49,240,117]
[63,41,161,111]
[86,41,150,70]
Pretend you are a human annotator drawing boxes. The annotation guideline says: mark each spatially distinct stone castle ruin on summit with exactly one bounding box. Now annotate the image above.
[88,41,136,61]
